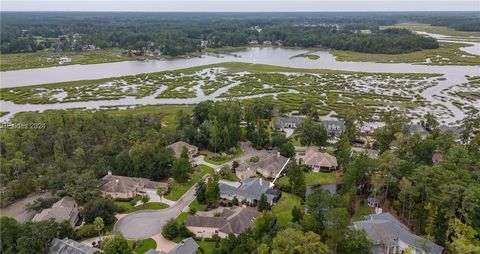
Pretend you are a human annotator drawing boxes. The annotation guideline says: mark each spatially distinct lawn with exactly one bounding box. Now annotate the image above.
[197,240,217,254]
[272,192,302,225]
[189,198,207,212]
[203,148,244,165]
[175,212,189,225]
[352,199,372,222]
[133,238,157,254]
[114,202,169,213]
[166,164,214,201]
[276,171,339,188]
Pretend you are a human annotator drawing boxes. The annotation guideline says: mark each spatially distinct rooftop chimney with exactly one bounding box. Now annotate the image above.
[277,152,280,158]
[107,170,112,176]
[259,178,263,185]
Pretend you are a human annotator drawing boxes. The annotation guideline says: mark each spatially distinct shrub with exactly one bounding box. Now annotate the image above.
[189,207,197,215]
[250,156,260,163]
[75,224,98,240]
[162,219,178,240]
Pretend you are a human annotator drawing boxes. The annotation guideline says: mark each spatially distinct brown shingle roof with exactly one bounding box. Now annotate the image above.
[252,153,289,178]
[168,141,198,158]
[302,148,337,168]
[186,207,261,235]
[99,174,167,194]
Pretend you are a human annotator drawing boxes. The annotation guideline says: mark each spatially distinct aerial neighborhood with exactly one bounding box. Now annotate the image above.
[2,97,474,254]
[1,9,479,254]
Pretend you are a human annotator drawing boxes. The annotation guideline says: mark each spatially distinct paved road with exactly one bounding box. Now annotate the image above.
[115,184,197,240]
[0,192,51,223]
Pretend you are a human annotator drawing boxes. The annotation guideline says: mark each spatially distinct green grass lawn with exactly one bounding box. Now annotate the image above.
[114,202,169,213]
[276,171,339,188]
[352,200,372,222]
[166,164,214,201]
[133,238,157,254]
[189,198,207,212]
[203,148,244,165]
[272,192,302,225]
[197,240,217,254]
[175,212,189,225]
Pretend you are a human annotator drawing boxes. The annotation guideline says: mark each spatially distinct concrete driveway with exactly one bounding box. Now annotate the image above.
[114,184,197,240]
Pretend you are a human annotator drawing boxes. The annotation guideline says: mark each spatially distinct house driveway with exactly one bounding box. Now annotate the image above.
[114,184,197,240]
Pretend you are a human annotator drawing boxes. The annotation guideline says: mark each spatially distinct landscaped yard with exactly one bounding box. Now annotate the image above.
[189,198,207,212]
[114,201,169,213]
[272,192,302,225]
[203,148,244,165]
[132,238,157,254]
[352,199,372,222]
[276,171,339,189]
[166,164,214,201]
[197,240,217,254]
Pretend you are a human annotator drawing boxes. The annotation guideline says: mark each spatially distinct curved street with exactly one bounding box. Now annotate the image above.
[114,184,196,240]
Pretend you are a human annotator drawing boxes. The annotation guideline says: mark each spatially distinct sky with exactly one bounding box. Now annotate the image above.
[1,0,479,12]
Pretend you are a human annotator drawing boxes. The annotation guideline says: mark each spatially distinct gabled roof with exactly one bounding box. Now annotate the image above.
[168,237,199,254]
[168,141,198,158]
[353,213,443,254]
[52,196,76,208]
[186,207,260,235]
[49,238,99,254]
[32,196,78,224]
[220,178,278,203]
[98,173,167,194]
[275,117,302,128]
[302,148,337,168]
[322,120,345,133]
[251,153,289,178]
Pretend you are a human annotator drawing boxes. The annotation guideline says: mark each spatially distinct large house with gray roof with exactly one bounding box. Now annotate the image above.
[352,212,443,254]
[99,171,168,199]
[186,206,261,238]
[220,178,281,205]
[145,237,199,254]
[32,196,79,226]
[49,238,99,254]
[274,117,303,131]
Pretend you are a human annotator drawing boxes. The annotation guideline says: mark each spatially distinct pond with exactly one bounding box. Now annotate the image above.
[306,184,339,196]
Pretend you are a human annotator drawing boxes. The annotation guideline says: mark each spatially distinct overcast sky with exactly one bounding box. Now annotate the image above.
[1,0,479,12]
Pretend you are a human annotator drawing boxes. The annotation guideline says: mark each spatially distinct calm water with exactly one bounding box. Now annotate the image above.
[1,44,479,122]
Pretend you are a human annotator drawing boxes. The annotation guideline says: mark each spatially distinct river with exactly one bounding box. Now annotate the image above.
[1,32,479,123]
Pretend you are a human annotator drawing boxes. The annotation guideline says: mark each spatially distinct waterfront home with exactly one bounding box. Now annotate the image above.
[299,147,338,172]
[220,178,281,205]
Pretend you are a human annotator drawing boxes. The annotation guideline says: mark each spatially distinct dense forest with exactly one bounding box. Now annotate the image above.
[4,12,477,55]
